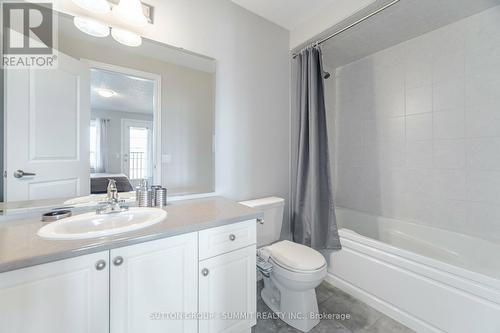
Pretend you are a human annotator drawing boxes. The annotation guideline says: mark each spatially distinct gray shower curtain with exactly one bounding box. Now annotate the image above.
[291,46,341,250]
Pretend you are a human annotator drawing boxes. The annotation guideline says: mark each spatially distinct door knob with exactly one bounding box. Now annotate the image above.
[95,260,107,271]
[13,170,36,178]
[113,256,124,266]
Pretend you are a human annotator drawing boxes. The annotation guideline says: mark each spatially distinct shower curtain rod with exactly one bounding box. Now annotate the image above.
[291,0,401,58]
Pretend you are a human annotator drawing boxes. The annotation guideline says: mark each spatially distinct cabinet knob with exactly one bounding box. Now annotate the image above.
[201,268,209,276]
[113,256,124,266]
[95,260,106,271]
[229,234,236,241]
[257,218,264,225]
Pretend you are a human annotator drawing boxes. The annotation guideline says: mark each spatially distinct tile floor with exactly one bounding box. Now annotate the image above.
[253,281,415,333]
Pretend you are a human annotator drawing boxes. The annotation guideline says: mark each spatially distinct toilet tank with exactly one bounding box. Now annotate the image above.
[239,197,284,247]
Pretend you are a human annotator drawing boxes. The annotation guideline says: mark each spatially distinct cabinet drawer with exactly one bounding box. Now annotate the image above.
[199,219,256,260]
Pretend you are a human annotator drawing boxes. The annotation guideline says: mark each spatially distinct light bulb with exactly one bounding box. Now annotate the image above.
[112,0,148,27]
[96,88,116,98]
[73,16,109,38]
[111,27,142,47]
[72,0,110,14]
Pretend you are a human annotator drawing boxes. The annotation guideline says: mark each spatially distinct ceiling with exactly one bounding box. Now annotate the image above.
[91,69,154,114]
[321,0,500,69]
[230,0,342,30]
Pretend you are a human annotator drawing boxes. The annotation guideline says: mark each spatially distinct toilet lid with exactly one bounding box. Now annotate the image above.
[266,240,326,272]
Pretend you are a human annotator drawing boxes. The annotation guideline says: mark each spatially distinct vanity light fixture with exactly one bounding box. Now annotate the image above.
[72,0,110,14]
[73,16,110,38]
[111,27,142,47]
[96,88,117,98]
[112,0,148,27]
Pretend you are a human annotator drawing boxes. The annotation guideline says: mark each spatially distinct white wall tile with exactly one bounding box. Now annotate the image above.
[406,85,432,115]
[403,193,436,225]
[367,116,405,142]
[406,113,433,140]
[433,200,467,231]
[465,75,500,114]
[465,6,500,73]
[466,171,500,204]
[405,60,432,89]
[334,165,365,210]
[332,6,500,241]
[374,89,405,118]
[336,144,365,167]
[404,32,434,89]
[377,141,406,168]
[466,202,500,241]
[407,141,433,168]
[432,51,464,84]
[431,23,465,83]
[433,170,466,201]
[336,111,364,146]
[406,169,434,195]
[433,110,465,139]
[433,139,466,169]
[433,80,464,111]
[466,138,500,170]
[465,109,500,138]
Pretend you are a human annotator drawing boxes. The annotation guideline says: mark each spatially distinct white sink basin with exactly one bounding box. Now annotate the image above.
[38,207,167,240]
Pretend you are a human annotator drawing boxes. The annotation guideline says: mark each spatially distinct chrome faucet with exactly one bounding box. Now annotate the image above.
[96,179,129,215]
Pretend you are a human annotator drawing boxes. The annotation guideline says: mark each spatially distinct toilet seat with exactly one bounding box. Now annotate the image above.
[264,240,326,273]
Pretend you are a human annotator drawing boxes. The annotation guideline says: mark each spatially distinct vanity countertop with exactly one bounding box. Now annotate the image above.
[0,197,262,273]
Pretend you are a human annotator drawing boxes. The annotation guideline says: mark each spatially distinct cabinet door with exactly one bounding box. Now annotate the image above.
[199,245,256,333]
[110,233,198,333]
[0,252,109,333]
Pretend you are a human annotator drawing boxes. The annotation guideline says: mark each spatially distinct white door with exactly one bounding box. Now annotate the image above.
[110,232,198,333]
[0,252,109,333]
[121,119,153,186]
[4,52,90,201]
[199,246,257,333]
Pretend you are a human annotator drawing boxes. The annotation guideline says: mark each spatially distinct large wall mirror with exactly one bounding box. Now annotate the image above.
[1,10,216,212]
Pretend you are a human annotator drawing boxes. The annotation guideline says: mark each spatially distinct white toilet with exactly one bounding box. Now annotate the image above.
[239,197,327,332]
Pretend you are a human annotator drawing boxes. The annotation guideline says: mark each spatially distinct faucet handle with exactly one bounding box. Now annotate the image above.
[107,179,119,201]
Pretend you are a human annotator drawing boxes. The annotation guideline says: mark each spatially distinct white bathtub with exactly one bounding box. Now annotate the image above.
[327,208,500,333]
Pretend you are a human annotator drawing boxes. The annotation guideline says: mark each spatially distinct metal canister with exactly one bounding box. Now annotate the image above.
[150,185,162,206]
[154,187,167,208]
[137,188,153,207]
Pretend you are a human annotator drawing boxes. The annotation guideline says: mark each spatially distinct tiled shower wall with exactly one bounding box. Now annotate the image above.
[329,6,500,242]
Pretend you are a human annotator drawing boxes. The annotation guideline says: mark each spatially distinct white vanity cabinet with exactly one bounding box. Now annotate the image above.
[199,246,257,333]
[0,251,109,333]
[110,232,198,333]
[198,220,257,333]
[0,220,257,333]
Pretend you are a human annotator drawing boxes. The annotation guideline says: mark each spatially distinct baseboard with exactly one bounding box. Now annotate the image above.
[324,273,443,333]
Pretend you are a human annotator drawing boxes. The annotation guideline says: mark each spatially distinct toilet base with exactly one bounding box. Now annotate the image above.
[261,276,320,332]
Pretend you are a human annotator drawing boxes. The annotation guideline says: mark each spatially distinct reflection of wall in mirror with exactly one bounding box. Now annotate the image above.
[58,29,215,196]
